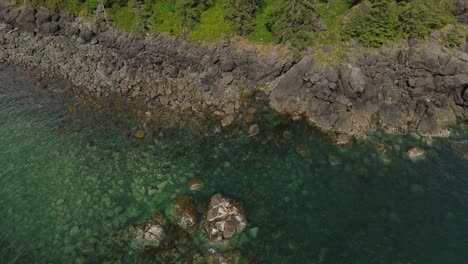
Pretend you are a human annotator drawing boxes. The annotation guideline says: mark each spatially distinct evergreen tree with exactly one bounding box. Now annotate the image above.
[399,0,455,38]
[176,0,214,28]
[342,0,399,47]
[224,0,263,35]
[267,0,318,51]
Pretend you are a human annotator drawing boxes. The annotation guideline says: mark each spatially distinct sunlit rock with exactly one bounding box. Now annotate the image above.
[248,124,259,137]
[407,147,425,162]
[451,142,468,161]
[187,179,204,191]
[205,194,247,240]
[135,130,146,139]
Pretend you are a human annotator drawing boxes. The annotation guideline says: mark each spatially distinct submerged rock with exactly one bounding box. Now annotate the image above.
[451,142,468,161]
[171,196,199,232]
[407,147,425,162]
[248,124,259,137]
[221,115,235,127]
[205,194,247,240]
[123,212,167,251]
[135,130,146,139]
[187,179,204,191]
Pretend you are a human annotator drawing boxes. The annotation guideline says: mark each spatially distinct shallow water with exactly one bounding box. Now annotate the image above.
[1,66,468,264]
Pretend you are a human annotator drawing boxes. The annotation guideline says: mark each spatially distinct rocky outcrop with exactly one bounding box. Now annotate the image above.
[269,43,468,139]
[205,193,247,240]
[0,1,467,141]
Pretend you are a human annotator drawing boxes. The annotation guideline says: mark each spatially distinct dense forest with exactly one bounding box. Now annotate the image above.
[28,0,465,52]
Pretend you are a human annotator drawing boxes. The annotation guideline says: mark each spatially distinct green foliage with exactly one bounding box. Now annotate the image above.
[176,0,214,28]
[30,0,82,13]
[267,0,318,52]
[248,0,279,43]
[399,0,455,38]
[445,26,466,48]
[313,0,353,45]
[189,0,233,42]
[148,0,184,35]
[29,0,463,52]
[108,2,143,33]
[342,0,399,47]
[224,0,262,35]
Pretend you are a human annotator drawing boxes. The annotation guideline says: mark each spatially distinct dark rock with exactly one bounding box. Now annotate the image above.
[324,66,339,82]
[454,0,466,15]
[35,7,53,23]
[418,114,439,136]
[220,59,236,72]
[16,6,36,24]
[79,28,94,43]
[39,22,59,34]
[379,104,406,133]
[3,8,20,24]
[270,56,314,112]
[408,37,418,47]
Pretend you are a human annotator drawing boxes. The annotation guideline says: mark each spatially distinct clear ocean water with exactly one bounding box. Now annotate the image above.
[1,66,468,264]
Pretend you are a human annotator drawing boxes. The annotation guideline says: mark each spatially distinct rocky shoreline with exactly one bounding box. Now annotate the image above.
[0,1,467,142]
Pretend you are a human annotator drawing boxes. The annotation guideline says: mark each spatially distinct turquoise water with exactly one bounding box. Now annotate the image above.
[1,66,468,264]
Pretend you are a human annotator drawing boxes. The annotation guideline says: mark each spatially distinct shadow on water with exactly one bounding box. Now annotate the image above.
[1,65,468,263]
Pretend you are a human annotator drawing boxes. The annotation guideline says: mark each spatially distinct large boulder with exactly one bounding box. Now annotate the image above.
[16,6,36,24]
[38,22,59,34]
[339,65,367,97]
[220,59,236,72]
[270,56,314,113]
[35,7,55,24]
[205,194,247,240]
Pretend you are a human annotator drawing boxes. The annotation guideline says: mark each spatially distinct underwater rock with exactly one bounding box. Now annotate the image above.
[125,212,167,251]
[171,196,199,232]
[205,194,247,240]
[407,147,425,162]
[221,115,235,127]
[248,124,259,137]
[204,250,248,264]
[244,113,255,124]
[451,142,468,161]
[295,144,311,158]
[135,130,146,139]
[335,133,352,145]
[187,179,204,191]
[68,103,77,113]
[328,155,342,166]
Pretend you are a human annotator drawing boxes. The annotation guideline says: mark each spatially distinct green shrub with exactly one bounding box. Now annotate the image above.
[224,0,263,35]
[108,3,142,33]
[342,0,399,47]
[267,0,318,52]
[176,0,214,28]
[248,0,279,43]
[189,0,233,42]
[445,26,465,48]
[148,0,184,35]
[399,0,455,38]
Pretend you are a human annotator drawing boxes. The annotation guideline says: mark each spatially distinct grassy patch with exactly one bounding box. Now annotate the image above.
[189,1,233,42]
[312,0,352,46]
[248,0,279,43]
[148,0,184,36]
[108,5,142,34]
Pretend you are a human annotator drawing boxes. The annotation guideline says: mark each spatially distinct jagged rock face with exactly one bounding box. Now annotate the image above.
[269,43,468,139]
[205,194,247,240]
[0,1,467,141]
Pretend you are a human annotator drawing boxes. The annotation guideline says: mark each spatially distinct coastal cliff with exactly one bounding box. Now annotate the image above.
[1,1,467,142]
